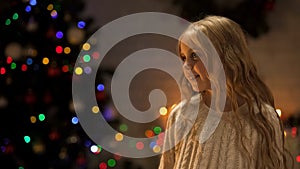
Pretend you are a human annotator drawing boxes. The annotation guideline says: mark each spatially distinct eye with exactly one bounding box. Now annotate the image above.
[191,52,198,61]
[180,55,186,62]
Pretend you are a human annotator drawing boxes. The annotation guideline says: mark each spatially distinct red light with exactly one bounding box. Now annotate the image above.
[56,46,63,54]
[99,162,107,169]
[291,127,297,138]
[62,65,69,72]
[136,142,144,150]
[296,155,300,163]
[6,56,13,64]
[21,64,27,71]
[0,67,6,75]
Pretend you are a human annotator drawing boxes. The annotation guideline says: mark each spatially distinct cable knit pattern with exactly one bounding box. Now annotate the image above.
[158,93,283,169]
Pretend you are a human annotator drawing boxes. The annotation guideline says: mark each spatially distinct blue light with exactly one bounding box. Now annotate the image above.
[26,58,33,65]
[56,31,63,39]
[25,6,31,12]
[149,141,156,149]
[84,140,92,147]
[71,117,79,124]
[29,0,37,6]
[97,84,104,91]
[77,21,86,29]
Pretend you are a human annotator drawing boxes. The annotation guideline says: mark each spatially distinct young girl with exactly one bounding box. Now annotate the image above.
[159,16,293,169]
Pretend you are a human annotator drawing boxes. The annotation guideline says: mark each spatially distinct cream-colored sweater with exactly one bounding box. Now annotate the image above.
[158,94,283,169]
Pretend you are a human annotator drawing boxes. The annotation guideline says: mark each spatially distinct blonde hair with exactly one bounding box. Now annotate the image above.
[178,16,293,169]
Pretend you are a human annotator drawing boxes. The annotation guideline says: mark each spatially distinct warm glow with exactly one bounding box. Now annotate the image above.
[42,57,49,65]
[276,109,282,117]
[159,107,168,116]
[82,43,91,51]
[115,133,123,141]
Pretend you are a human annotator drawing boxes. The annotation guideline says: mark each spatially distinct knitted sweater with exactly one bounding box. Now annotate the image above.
[158,93,283,169]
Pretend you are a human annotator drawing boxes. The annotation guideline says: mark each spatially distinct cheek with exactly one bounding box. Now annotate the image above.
[194,61,208,78]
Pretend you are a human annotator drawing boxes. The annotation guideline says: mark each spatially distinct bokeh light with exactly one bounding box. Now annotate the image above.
[136,142,144,150]
[82,43,91,51]
[5,19,11,26]
[56,31,63,39]
[296,155,300,163]
[153,145,161,153]
[0,67,6,75]
[153,126,162,135]
[75,67,83,75]
[29,0,37,6]
[21,64,27,71]
[145,130,154,138]
[159,107,168,116]
[12,13,19,20]
[119,124,128,132]
[30,116,37,123]
[11,62,16,69]
[276,109,282,117]
[90,145,101,154]
[92,106,99,114]
[149,141,156,149]
[97,84,104,91]
[99,162,107,169]
[7,56,13,64]
[83,55,91,62]
[56,46,63,54]
[71,117,79,124]
[26,58,33,65]
[24,136,31,143]
[25,5,31,12]
[107,159,116,167]
[42,57,49,65]
[115,133,123,141]
[47,4,54,11]
[84,66,92,74]
[77,21,86,29]
[50,10,58,18]
[62,65,69,72]
[38,114,46,121]
[92,52,100,59]
[64,47,71,54]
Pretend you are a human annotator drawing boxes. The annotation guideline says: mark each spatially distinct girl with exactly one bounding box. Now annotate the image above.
[159,16,293,169]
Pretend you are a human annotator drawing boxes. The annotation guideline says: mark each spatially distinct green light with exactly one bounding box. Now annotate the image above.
[13,13,19,20]
[107,159,116,167]
[38,114,45,121]
[153,126,162,134]
[83,55,91,62]
[18,167,24,169]
[119,124,128,132]
[11,62,16,69]
[5,19,11,25]
[24,136,31,143]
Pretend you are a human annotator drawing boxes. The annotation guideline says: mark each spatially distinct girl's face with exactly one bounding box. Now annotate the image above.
[180,43,211,92]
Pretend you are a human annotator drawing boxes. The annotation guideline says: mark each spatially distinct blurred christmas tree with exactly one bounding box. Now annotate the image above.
[0,0,122,169]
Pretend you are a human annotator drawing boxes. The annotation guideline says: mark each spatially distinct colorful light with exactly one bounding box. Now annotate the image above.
[153,126,162,134]
[297,155,300,163]
[90,145,101,154]
[115,133,123,141]
[38,114,45,121]
[62,65,69,72]
[0,67,6,75]
[29,0,37,6]
[153,145,161,153]
[92,106,99,114]
[77,21,86,29]
[75,67,83,75]
[97,84,104,91]
[24,136,31,143]
[145,130,154,138]
[107,159,116,167]
[56,31,63,39]
[149,141,156,149]
[92,52,100,59]
[119,124,128,132]
[18,166,24,169]
[64,47,71,54]
[11,62,16,69]
[5,19,11,26]
[72,117,79,124]
[50,10,58,18]
[47,4,54,11]
[82,43,91,51]
[56,46,63,54]
[83,55,91,62]
[25,5,31,12]
[291,127,297,138]
[26,58,33,65]
[7,56,13,64]
[12,13,19,20]
[42,57,49,65]
[84,66,92,74]
[30,116,37,123]
[99,162,107,169]
[136,142,144,150]
[21,64,27,71]
[159,107,168,116]
[276,109,282,117]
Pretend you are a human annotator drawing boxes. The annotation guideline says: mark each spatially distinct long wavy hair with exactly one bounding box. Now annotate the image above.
[178,16,294,169]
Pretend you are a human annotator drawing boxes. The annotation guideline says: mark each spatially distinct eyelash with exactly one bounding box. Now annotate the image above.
[180,52,198,62]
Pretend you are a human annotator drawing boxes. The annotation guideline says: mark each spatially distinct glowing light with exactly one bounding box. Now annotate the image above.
[12,13,19,20]
[75,67,83,75]
[83,55,91,62]
[136,142,144,150]
[291,127,297,138]
[56,46,63,54]
[62,65,69,72]
[171,104,177,110]
[71,117,79,124]
[7,56,13,64]
[24,136,31,143]
[84,66,92,74]
[82,43,91,51]
[119,124,128,132]
[149,141,156,149]
[90,145,101,154]
[145,130,154,138]
[153,126,162,135]
[11,62,16,69]
[276,109,282,117]
[99,162,107,169]
[25,5,31,12]
[115,133,123,141]
[38,114,45,121]
[56,31,63,39]
[159,107,168,116]
[92,106,99,114]
[107,159,116,167]
[77,21,86,29]
[297,155,300,163]
[153,145,161,153]
[30,116,37,123]
[18,167,24,169]
[0,67,6,75]
[21,64,27,71]
[47,4,54,11]
[26,58,33,65]
[92,52,100,59]
[284,131,287,137]
[51,10,58,18]
[29,0,37,6]
[42,57,49,65]
[5,19,11,26]
[97,84,104,91]
[64,47,71,54]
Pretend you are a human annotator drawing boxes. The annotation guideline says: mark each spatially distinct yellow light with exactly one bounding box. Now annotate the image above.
[153,145,161,153]
[47,4,54,11]
[42,57,49,65]
[75,67,83,75]
[30,116,37,123]
[171,104,177,110]
[92,106,99,114]
[159,107,168,116]
[284,131,287,137]
[64,47,71,54]
[82,43,91,51]
[115,133,123,141]
[276,109,282,117]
